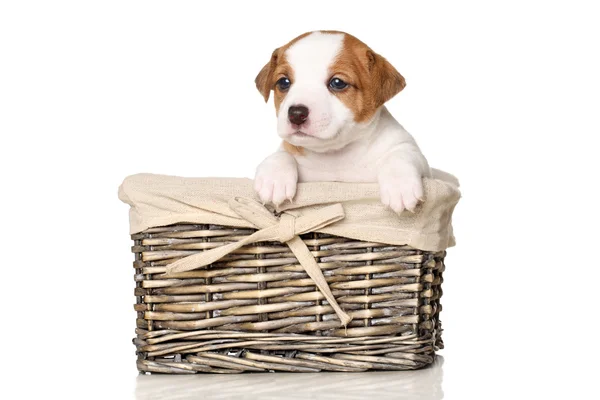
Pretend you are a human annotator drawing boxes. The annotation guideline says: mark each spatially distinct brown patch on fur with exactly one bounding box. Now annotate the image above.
[255,49,278,102]
[327,32,406,122]
[255,32,312,113]
[255,32,314,154]
[271,57,293,115]
[282,141,304,155]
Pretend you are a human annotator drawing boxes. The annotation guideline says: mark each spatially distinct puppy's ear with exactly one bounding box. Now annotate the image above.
[255,48,279,102]
[367,50,406,107]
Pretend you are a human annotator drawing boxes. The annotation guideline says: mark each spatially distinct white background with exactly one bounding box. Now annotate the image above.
[1,1,599,399]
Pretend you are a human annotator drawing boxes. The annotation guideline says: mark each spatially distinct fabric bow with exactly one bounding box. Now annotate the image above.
[165,197,352,327]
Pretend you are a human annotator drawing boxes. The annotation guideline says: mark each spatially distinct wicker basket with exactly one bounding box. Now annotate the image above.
[132,223,445,374]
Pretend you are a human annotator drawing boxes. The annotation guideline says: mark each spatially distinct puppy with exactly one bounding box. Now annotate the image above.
[254,31,431,213]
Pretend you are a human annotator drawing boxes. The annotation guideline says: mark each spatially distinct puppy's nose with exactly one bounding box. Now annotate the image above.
[288,105,309,125]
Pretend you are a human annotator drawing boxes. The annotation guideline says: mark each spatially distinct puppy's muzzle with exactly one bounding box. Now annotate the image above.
[288,105,309,125]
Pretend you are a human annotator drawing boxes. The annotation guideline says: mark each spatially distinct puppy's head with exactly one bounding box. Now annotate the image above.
[255,31,405,153]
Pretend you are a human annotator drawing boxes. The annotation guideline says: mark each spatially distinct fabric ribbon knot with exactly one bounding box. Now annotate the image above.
[165,197,352,327]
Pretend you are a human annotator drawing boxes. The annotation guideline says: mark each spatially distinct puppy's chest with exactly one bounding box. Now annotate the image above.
[295,154,379,183]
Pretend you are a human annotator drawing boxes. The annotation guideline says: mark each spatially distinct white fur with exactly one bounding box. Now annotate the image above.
[277,32,358,151]
[255,32,431,213]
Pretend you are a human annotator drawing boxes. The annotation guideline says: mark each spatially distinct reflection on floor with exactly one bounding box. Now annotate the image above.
[136,355,444,400]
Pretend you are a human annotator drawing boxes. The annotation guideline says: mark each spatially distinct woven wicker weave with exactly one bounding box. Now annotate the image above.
[132,223,445,373]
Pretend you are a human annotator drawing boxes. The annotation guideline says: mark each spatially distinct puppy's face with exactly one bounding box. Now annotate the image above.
[255,31,406,153]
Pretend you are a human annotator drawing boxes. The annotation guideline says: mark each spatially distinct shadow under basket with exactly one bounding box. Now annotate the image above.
[132,223,445,374]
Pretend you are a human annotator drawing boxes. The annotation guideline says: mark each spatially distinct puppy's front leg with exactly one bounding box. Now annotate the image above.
[378,144,430,213]
[254,149,298,206]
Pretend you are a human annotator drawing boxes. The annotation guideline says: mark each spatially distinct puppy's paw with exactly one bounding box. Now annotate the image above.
[254,163,298,207]
[379,174,424,214]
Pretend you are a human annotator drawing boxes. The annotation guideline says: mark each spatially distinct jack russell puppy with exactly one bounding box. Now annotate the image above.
[254,31,431,213]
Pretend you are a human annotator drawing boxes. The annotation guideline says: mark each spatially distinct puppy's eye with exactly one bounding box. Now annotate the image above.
[276,77,291,91]
[329,78,348,91]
